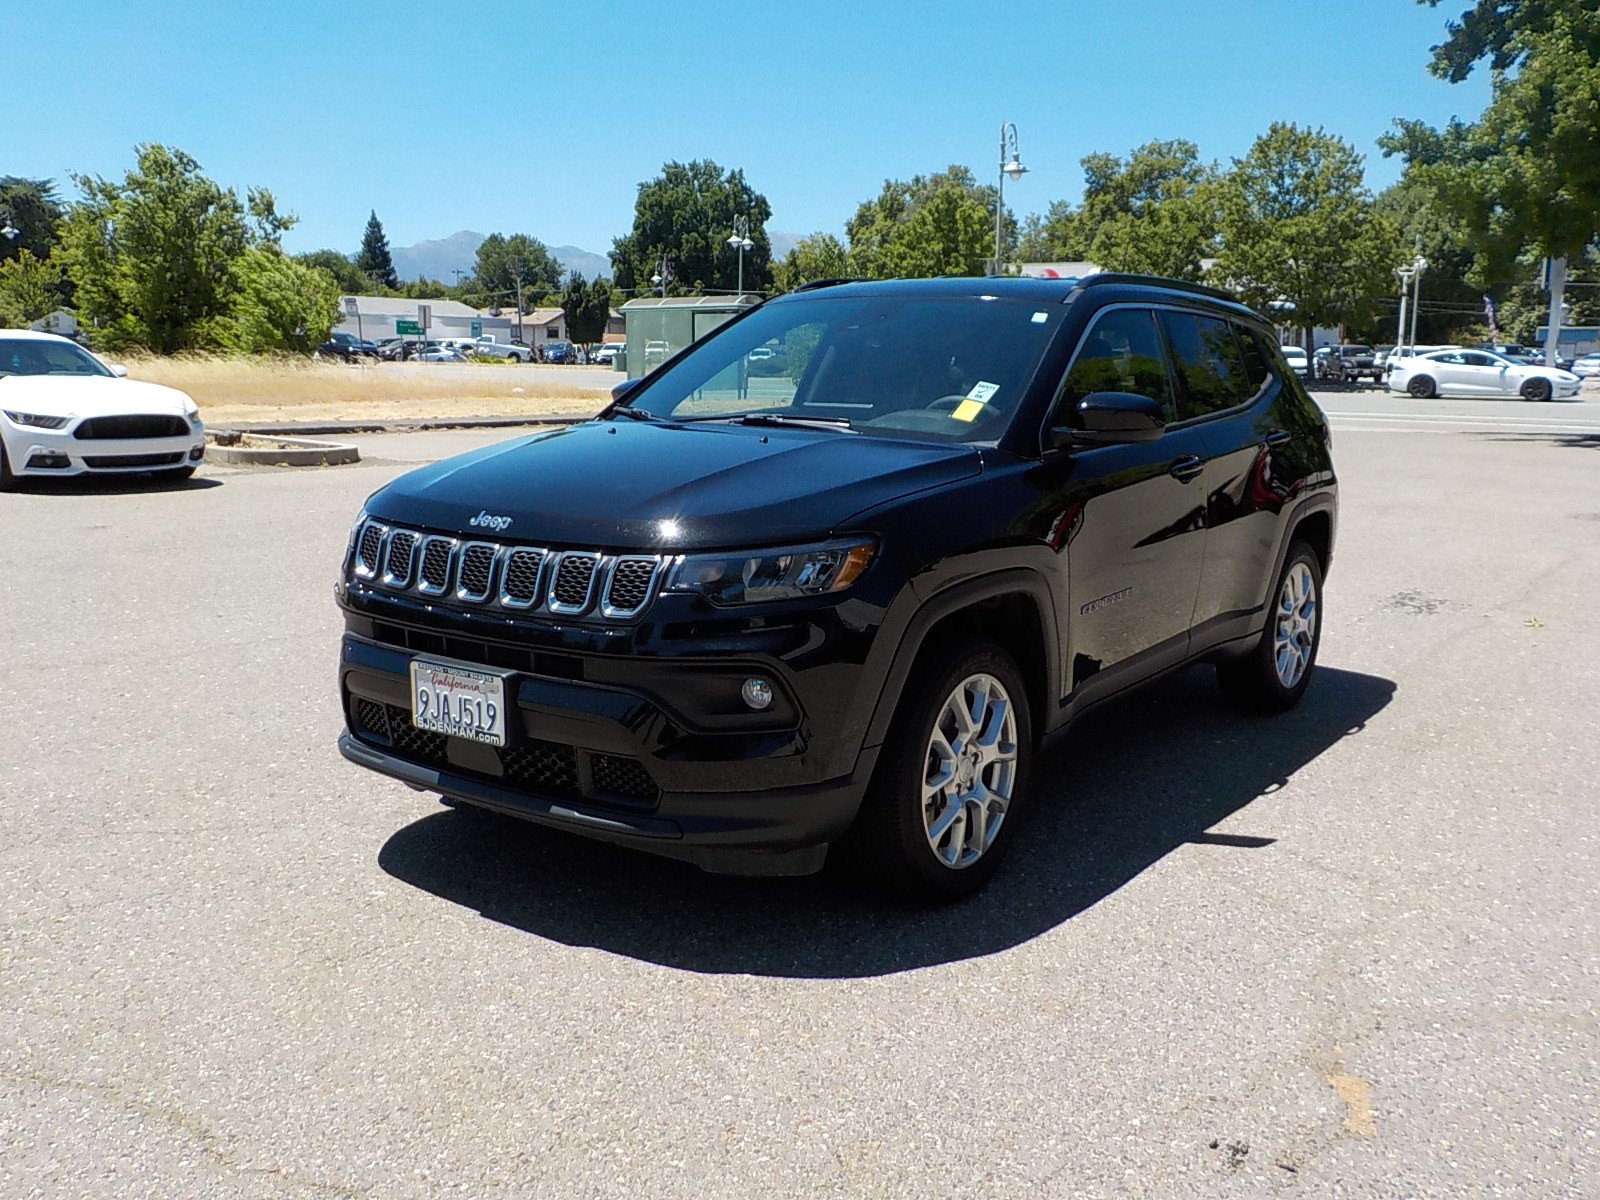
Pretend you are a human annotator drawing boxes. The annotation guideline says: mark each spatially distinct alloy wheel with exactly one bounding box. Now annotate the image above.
[1273,562,1318,689]
[922,673,1018,869]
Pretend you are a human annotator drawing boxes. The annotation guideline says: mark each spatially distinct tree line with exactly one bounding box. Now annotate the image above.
[3,1,1593,354]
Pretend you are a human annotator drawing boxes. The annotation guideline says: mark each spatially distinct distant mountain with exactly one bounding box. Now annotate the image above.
[768,230,804,260]
[388,231,611,285]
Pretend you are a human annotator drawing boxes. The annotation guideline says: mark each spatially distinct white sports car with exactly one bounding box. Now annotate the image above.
[0,330,206,487]
[1386,347,1582,401]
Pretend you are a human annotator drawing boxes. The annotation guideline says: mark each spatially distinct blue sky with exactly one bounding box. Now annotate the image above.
[9,1,1491,260]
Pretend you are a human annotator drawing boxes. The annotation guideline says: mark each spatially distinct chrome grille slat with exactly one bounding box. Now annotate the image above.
[354,522,658,621]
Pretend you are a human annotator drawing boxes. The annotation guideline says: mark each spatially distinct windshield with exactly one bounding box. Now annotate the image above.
[621,293,1065,442]
[0,338,113,379]
[1344,345,1373,354]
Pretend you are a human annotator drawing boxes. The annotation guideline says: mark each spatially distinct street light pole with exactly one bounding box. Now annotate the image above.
[726,216,753,297]
[1395,266,1416,351]
[651,253,673,298]
[1408,254,1428,349]
[994,122,1027,276]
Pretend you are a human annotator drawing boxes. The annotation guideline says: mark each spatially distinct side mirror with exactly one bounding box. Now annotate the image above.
[610,376,644,405]
[1048,391,1166,449]
[108,364,128,378]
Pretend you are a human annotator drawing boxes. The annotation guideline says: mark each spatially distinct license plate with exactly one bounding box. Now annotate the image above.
[409,660,508,746]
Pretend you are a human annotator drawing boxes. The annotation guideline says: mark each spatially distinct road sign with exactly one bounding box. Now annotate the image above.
[395,319,422,335]
[342,296,359,315]
[470,320,482,338]
[417,304,431,330]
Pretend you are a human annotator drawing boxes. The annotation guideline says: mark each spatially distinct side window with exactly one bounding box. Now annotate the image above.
[1058,308,1175,422]
[1160,311,1254,419]
[1236,324,1273,391]
[1461,352,1495,367]
[1435,352,1466,365]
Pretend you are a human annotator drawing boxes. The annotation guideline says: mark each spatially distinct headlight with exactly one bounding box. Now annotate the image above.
[3,410,70,430]
[187,409,204,429]
[666,539,876,606]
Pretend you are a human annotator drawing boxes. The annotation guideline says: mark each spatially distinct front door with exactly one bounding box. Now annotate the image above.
[1034,306,1209,702]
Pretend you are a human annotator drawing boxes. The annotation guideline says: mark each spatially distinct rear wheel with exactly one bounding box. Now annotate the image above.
[1407,375,1437,398]
[1217,542,1323,713]
[851,641,1032,900]
[1520,378,1552,402]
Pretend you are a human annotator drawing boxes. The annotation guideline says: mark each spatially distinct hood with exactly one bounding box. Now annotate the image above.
[0,375,196,419]
[366,419,983,550]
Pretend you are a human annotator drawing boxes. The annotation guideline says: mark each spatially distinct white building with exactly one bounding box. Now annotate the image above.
[333,296,623,348]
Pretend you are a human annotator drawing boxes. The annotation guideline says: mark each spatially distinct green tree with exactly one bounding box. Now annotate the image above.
[57,144,287,352]
[559,273,613,349]
[1380,1,1600,282]
[217,246,340,353]
[845,166,995,278]
[295,248,371,295]
[355,210,397,290]
[0,249,61,325]
[0,177,64,265]
[610,160,773,295]
[469,233,563,307]
[395,277,457,300]
[1372,172,1484,343]
[1211,124,1401,347]
[773,233,852,292]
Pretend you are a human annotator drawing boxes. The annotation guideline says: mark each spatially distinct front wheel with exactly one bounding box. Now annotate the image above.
[1520,378,1552,402]
[850,642,1032,900]
[1217,542,1323,713]
[1407,375,1437,398]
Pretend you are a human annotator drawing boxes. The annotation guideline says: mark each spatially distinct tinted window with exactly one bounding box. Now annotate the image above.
[1236,324,1273,390]
[1058,308,1174,421]
[1461,352,1497,367]
[0,338,112,378]
[1160,311,1252,419]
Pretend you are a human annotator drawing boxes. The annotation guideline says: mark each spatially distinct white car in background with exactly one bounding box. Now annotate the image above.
[1278,345,1310,377]
[1387,346,1582,401]
[1573,352,1600,379]
[0,330,205,488]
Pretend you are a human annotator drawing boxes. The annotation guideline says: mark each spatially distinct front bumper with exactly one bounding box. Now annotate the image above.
[338,624,879,873]
[3,423,205,476]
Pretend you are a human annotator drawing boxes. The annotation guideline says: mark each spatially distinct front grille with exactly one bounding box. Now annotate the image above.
[350,519,662,623]
[417,537,454,595]
[83,452,185,468]
[349,698,657,807]
[384,530,418,587]
[457,544,496,600]
[604,558,659,616]
[355,523,385,575]
[550,554,599,612]
[75,414,190,440]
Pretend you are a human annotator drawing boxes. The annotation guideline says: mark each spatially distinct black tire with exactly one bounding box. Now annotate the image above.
[849,640,1033,900]
[1217,542,1323,713]
[1520,378,1552,402]
[1407,375,1437,399]
[0,439,16,492]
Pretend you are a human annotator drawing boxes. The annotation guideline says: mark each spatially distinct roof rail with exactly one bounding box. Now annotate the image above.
[1076,272,1239,304]
[791,277,864,292]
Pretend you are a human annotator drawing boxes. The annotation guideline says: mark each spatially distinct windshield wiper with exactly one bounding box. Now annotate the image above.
[609,406,659,421]
[736,413,853,430]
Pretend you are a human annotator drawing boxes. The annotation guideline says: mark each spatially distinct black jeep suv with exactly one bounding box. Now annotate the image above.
[336,274,1336,898]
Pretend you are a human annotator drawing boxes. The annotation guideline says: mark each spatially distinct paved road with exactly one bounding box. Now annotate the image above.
[3,411,1597,1197]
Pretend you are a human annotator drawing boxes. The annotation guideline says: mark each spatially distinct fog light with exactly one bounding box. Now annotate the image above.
[741,677,774,710]
[26,451,71,469]
[189,445,205,461]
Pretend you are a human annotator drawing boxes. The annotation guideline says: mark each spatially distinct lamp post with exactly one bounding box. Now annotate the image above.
[651,252,673,298]
[726,217,753,297]
[1395,264,1416,351]
[993,122,1027,276]
[1408,254,1428,349]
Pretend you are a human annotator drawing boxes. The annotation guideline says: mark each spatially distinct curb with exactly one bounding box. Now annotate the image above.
[220,414,594,436]
[206,431,362,467]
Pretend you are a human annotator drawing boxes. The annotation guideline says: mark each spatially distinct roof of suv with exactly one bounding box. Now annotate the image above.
[783,273,1263,322]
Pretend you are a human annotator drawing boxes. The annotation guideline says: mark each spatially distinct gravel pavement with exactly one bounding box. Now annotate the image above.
[2,394,1597,1197]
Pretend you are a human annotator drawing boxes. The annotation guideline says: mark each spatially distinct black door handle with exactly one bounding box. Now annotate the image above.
[1168,455,1204,483]
[1264,429,1292,448]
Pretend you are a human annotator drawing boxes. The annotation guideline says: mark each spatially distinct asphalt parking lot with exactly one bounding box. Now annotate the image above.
[3,391,1598,1198]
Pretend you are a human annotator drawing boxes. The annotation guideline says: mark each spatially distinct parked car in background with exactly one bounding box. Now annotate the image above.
[415,342,467,363]
[1315,345,1381,384]
[1,329,206,487]
[1384,345,1460,381]
[315,332,380,362]
[1572,352,1600,379]
[1387,347,1581,400]
[1279,345,1310,378]
[591,344,622,366]
[466,337,533,363]
[541,340,576,364]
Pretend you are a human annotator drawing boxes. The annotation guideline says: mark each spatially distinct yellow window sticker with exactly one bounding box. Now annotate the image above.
[951,399,986,422]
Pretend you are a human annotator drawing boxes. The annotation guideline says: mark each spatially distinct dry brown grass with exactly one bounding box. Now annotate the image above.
[121,353,611,426]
